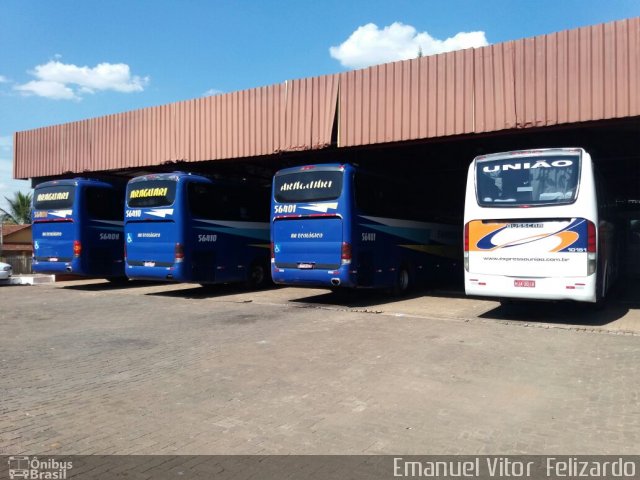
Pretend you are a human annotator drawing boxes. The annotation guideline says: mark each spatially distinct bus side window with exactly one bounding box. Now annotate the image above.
[236,187,269,222]
[195,181,304,222]
[188,182,252,221]
[355,172,385,216]
[188,182,220,220]
[86,187,120,220]
[356,172,419,219]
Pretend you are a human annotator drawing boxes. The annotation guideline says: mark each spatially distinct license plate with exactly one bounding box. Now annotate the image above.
[144,261,156,267]
[514,279,535,288]
[298,263,314,270]
[49,257,58,262]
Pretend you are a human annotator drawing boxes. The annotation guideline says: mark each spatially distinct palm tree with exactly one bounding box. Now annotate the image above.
[1,191,32,224]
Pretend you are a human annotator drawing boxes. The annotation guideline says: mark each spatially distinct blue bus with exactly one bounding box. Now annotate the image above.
[270,164,461,293]
[32,178,125,278]
[124,172,271,287]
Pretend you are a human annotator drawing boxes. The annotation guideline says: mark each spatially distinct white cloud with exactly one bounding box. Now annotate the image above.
[0,75,8,83]
[203,88,224,97]
[15,80,77,100]
[14,60,150,101]
[330,22,488,69]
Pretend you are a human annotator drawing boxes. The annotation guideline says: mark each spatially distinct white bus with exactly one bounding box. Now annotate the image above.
[464,148,617,303]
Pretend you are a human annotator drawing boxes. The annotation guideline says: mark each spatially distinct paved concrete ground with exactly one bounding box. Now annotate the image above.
[0,279,639,455]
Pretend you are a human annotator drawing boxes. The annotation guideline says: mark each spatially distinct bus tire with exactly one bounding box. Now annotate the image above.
[245,262,268,290]
[391,266,411,296]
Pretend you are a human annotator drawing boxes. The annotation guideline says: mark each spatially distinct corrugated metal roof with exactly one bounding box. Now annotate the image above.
[339,17,640,146]
[14,17,640,179]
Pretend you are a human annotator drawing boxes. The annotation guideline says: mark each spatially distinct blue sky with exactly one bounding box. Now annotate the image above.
[1,0,638,212]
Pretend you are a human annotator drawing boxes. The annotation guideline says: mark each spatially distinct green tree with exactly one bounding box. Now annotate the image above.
[1,191,32,224]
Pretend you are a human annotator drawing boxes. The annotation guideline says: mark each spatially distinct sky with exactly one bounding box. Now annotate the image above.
[1,0,638,213]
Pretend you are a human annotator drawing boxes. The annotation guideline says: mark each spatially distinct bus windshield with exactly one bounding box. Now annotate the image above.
[476,155,581,207]
[127,180,177,208]
[34,185,75,210]
[274,170,343,203]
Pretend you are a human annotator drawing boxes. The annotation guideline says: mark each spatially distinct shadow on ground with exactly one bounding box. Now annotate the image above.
[479,300,629,327]
[289,281,466,309]
[145,282,276,299]
[479,281,636,327]
[60,280,162,291]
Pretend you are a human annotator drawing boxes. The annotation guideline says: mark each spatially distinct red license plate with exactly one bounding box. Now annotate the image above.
[514,280,535,288]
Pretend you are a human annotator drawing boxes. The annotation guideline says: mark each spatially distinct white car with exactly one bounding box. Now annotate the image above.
[0,261,12,280]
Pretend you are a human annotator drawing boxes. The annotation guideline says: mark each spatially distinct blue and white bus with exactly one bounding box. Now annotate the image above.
[271,164,460,293]
[124,172,271,287]
[464,148,618,303]
[32,178,125,278]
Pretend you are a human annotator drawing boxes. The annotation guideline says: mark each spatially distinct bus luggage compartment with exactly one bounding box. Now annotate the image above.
[125,220,177,269]
[273,217,343,270]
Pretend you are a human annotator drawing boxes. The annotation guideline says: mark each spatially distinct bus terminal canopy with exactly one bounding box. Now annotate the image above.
[13,17,640,181]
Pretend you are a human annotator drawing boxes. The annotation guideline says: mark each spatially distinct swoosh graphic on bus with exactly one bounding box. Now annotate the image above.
[147,209,174,218]
[474,218,584,251]
[359,215,439,229]
[496,219,584,250]
[248,244,271,249]
[49,209,73,218]
[89,225,123,232]
[195,219,270,229]
[360,224,434,244]
[195,225,270,241]
[93,220,124,226]
[299,202,338,213]
[359,216,459,245]
[550,231,581,252]
[475,224,508,250]
[399,244,460,259]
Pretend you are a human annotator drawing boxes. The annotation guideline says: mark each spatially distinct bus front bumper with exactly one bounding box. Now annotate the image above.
[465,273,597,303]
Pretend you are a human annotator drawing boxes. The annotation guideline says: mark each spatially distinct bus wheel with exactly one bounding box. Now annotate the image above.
[391,266,411,296]
[245,262,267,290]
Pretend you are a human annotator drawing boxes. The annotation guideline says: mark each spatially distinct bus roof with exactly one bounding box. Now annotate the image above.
[128,171,210,184]
[274,164,348,176]
[474,147,585,163]
[35,177,117,189]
